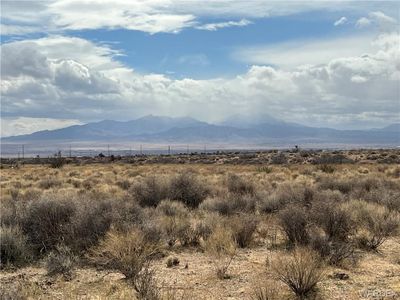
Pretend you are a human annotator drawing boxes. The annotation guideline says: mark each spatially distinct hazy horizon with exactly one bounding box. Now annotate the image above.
[1,1,399,138]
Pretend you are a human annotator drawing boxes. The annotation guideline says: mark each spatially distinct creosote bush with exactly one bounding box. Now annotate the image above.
[169,172,208,208]
[345,200,399,250]
[70,198,113,251]
[312,202,353,242]
[226,173,255,195]
[0,225,31,269]
[278,206,310,246]
[21,194,76,254]
[131,176,169,207]
[272,248,324,299]
[310,234,355,266]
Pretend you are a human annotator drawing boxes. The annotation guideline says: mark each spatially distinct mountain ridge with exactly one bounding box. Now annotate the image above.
[2,115,399,146]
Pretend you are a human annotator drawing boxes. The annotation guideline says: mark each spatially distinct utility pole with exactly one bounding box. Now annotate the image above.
[168,145,171,155]
[140,144,143,155]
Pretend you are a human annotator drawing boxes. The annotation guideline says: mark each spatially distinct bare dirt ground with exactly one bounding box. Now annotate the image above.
[1,238,399,299]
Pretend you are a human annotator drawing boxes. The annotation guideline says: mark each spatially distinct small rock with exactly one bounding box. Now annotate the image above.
[333,272,349,280]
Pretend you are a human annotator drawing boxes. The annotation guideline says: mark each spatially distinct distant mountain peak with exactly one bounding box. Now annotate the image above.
[1,116,399,146]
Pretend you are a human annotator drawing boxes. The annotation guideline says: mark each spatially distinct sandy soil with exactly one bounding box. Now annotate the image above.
[1,238,399,299]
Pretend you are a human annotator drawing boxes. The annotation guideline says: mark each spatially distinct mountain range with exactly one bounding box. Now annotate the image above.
[2,115,399,147]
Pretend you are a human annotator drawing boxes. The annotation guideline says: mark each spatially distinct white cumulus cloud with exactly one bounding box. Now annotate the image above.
[1,32,399,132]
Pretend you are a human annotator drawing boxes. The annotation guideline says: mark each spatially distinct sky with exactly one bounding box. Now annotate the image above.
[1,0,399,136]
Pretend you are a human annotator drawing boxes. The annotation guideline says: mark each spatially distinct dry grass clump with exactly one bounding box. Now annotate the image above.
[45,245,76,279]
[317,176,353,194]
[227,214,259,248]
[345,200,399,250]
[38,177,62,189]
[90,228,161,298]
[260,183,314,214]
[317,164,335,173]
[200,193,257,215]
[0,225,31,269]
[159,213,191,247]
[205,226,237,279]
[116,179,131,190]
[251,283,280,300]
[309,234,355,266]
[272,248,325,299]
[156,199,189,217]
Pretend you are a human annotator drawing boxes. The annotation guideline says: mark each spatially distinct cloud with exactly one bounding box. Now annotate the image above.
[232,34,377,68]
[48,0,197,34]
[369,11,397,25]
[1,32,399,131]
[356,11,397,28]
[334,16,347,26]
[196,19,252,31]
[356,17,372,28]
[2,1,398,35]
[1,117,82,137]
[178,54,210,66]
[0,24,42,35]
